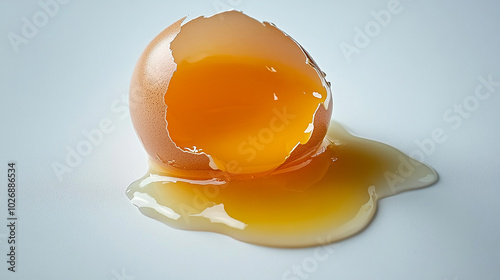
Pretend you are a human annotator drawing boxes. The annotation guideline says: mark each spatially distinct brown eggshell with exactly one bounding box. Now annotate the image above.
[129,11,332,179]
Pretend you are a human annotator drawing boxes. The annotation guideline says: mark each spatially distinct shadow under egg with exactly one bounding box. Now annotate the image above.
[126,121,438,248]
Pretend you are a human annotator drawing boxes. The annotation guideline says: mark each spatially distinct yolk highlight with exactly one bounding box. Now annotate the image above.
[128,11,439,248]
[127,121,438,247]
[165,55,327,175]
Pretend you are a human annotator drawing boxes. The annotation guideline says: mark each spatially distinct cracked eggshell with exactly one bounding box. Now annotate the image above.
[129,11,332,179]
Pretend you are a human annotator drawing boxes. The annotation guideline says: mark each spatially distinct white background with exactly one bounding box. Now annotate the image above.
[1,0,499,279]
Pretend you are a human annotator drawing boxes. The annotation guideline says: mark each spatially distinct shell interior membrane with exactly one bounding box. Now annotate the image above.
[127,11,438,248]
[129,11,332,180]
[165,11,333,176]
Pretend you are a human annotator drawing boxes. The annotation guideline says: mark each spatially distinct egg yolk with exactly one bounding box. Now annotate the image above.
[127,121,438,247]
[165,55,327,175]
[127,11,438,248]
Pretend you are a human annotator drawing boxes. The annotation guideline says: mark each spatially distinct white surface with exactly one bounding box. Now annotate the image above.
[1,0,499,279]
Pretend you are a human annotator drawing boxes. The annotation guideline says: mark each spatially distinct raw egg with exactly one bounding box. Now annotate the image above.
[127,11,438,247]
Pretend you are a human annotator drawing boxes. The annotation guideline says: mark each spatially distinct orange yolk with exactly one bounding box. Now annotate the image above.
[127,11,438,248]
[127,121,438,247]
[164,55,327,175]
